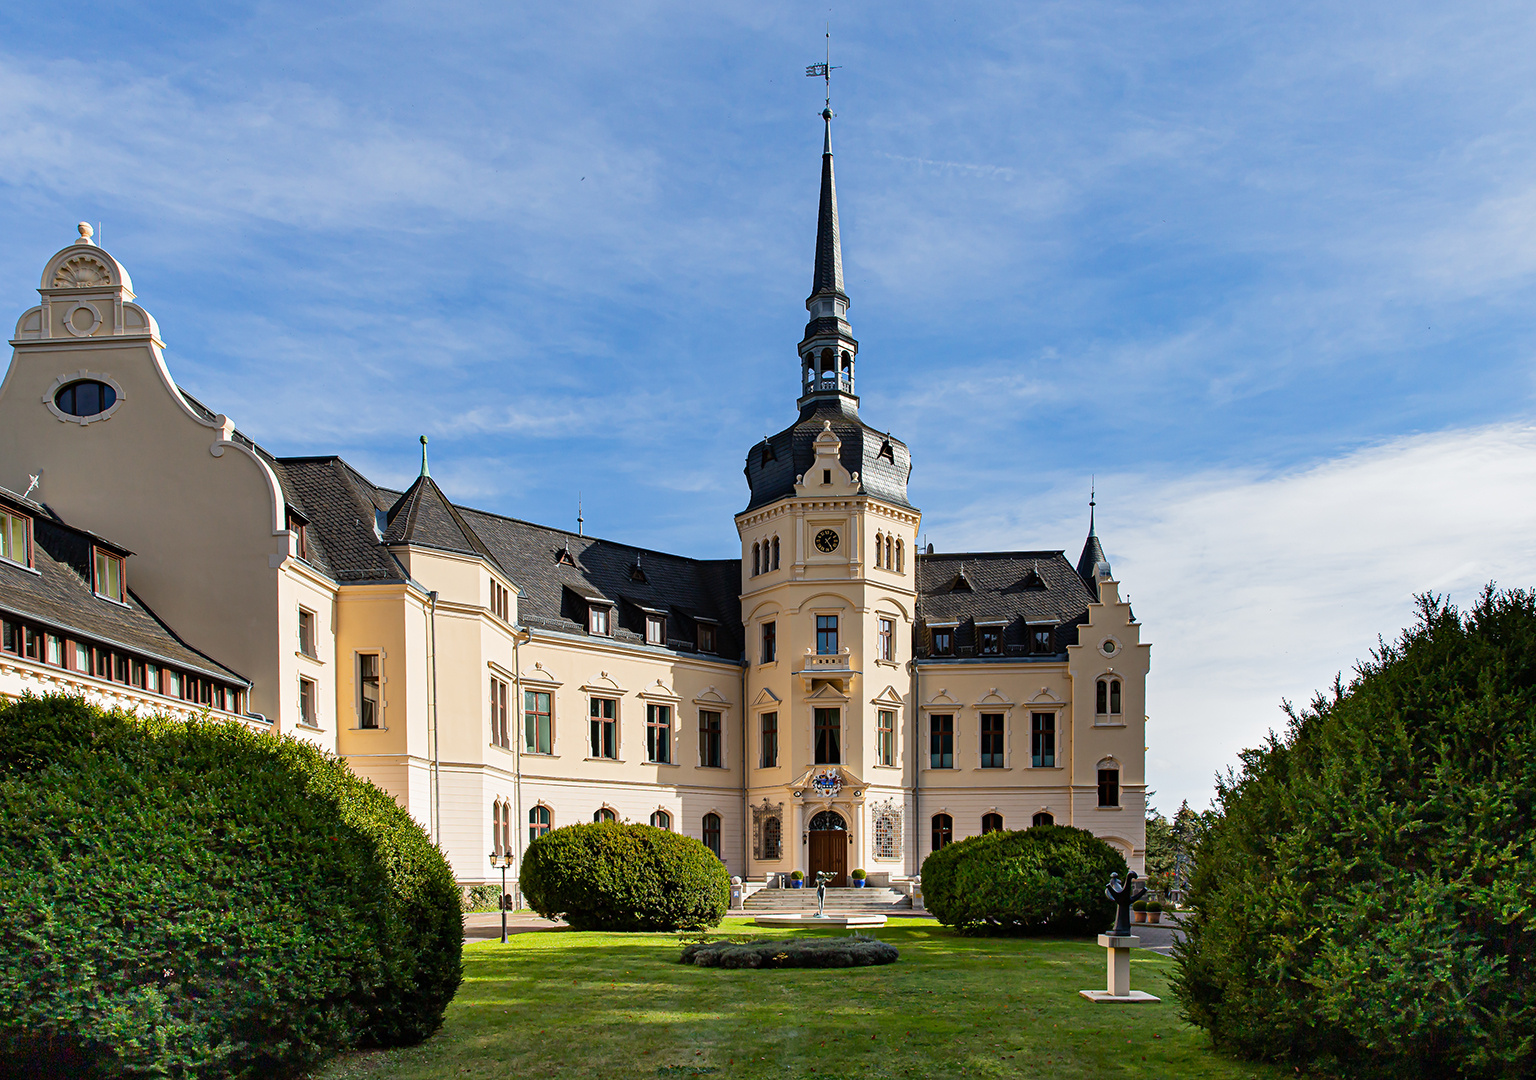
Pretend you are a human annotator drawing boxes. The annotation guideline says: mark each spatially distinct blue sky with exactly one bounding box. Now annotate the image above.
[5,1,1536,811]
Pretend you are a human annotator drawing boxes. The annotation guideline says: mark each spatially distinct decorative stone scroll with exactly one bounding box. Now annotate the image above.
[751,799,783,861]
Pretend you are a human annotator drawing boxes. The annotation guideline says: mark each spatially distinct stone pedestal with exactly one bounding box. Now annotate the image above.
[1078,934,1160,1004]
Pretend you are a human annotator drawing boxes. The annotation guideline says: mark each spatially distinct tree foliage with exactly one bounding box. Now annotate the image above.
[521,821,729,931]
[920,825,1126,935]
[1173,588,1536,1079]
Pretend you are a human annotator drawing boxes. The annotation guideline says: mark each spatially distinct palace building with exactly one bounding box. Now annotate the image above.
[0,109,1148,892]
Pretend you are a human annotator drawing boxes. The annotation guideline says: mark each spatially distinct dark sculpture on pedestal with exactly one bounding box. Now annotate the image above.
[1105,871,1147,937]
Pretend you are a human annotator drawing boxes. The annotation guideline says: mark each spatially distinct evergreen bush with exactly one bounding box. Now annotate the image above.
[521,821,728,931]
[0,696,390,1079]
[0,694,463,1079]
[1173,589,1536,1079]
[920,825,1125,935]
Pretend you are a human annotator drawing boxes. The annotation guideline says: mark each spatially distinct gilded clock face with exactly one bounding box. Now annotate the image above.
[814,528,840,553]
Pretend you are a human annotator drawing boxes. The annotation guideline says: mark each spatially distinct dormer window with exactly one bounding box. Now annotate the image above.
[588,604,611,636]
[978,625,1002,656]
[645,613,666,646]
[0,511,30,567]
[93,548,124,602]
[286,511,308,560]
[697,622,717,654]
[930,625,955,656]
[1030,626,1054,655]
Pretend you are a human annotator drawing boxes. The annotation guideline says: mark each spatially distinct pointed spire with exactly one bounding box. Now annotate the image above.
[418,435,430,478]
[810,107,846,302]
[577,493,584,537]
[1077,483,1109,587]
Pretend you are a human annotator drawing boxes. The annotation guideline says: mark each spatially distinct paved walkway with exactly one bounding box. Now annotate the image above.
[1129,914,1186,955]
[462,911,565,943]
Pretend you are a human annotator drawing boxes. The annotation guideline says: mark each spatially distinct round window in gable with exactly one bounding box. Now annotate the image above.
[55,380,116,418]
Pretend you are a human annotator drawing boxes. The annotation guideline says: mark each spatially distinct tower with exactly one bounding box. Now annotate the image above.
[736,107,922,885]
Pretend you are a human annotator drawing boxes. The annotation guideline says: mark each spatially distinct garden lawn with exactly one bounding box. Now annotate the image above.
[316,917,1282,1080]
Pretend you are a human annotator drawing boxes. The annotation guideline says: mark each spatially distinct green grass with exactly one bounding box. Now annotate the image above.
[316,918,1280,1080]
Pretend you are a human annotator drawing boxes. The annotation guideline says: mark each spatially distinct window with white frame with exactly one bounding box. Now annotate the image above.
[93,548,124,602]
[1098,762,1121,807]
[699,710,722,768]
[878,617,894,661]
[876,709,896,767]
[298,676,318,726]
[1031,712,1055,767]
[646,703,672,764]
[760,711,778,768]
[490,580,510,621]
[761,620,776,663]
[524,690,553,754]
[0,511,30,567]
[645,613,666,646]
[588,604,611,636]
[980,713,1005,768]
[297,607,316,657]
[358,653,381,728]
[697,622,717,654]
[490,676,510,748]
[589,697,617,759]
[702,812,722,858]
[872,802,902,859]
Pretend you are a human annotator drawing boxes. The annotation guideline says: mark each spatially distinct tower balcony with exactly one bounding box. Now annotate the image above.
[796,647,860,691]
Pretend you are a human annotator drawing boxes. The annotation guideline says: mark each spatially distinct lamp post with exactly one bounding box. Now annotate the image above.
[489,849,514,944]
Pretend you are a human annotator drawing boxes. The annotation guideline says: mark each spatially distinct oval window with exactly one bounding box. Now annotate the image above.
[55,380,116,417]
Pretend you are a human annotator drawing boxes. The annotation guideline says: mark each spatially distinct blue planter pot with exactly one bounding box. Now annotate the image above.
[852,878,866,888]
[791,879,804,888]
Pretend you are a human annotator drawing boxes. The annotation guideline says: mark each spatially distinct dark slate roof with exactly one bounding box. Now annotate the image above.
[914,550,1098,659]
[276,458,405,583]
[266,456,744,662]
[0,491,248,685]
[384,475,504,572]
[457,507,744,662]
[743,402,913,513]
[810,113,846,302]
[1076,530,1108,587]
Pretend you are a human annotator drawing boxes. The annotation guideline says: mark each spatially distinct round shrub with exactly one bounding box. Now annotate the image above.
[920,825,1126,935]
[521,821,728,931]
[0,695,394,1079]
[277,739,462,1048]
[1173,589,1536,1079]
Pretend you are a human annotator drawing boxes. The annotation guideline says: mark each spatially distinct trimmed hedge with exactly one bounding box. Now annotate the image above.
[278,738,462,1047]
[0,694,461,1079]
[521,821,728,931]
[920,825,1126,935]
[1173,589,1536,1079]
[680,935,898,968]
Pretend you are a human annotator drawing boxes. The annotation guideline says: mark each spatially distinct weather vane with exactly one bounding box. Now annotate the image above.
[805,25,840,110]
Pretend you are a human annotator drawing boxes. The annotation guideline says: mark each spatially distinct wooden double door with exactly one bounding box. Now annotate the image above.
[808,810,848,887]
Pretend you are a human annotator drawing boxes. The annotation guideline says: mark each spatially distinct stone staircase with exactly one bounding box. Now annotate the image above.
[743,886,913,913]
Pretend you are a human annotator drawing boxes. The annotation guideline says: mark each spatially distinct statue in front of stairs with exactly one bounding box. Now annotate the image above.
[814,871,836,917]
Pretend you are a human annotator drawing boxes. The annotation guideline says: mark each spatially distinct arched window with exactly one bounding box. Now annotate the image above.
[529,804,551,843]
[885,536,894,570]
[763,816,782,859]
[703,812,722,858]
[982,812,1003,834]
[820,348,834,376]
[752,542,760,576]
[1097,761,1120,807]
[771,536,780,570]
[594,807,617,823]
[874,532,883,568]
[896,539,904,573]
[650,810,671,830]
[1032,811,1054,828]
[931,813,953,851]
[492,799,505,856]
[840,350,852,373]
[1098,678,1122,716]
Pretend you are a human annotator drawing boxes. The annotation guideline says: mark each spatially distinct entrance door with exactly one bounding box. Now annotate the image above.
[807,810,848,887]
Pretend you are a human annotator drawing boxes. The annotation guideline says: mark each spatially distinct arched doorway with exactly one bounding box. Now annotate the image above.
[808,809,847,887]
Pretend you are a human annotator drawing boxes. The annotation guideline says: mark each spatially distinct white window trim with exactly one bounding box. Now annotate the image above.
[352,648,387,730]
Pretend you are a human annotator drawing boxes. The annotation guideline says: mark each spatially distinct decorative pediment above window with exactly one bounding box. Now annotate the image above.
[869,685,905,706]
[805,681,850,702]
[751,687,782,707]
[1028,686,1066,706]
[974,687,1015,708]
[637,679,679,702]
[693,686,731,708]
[519,661,563,687]
[580,672,625,695]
